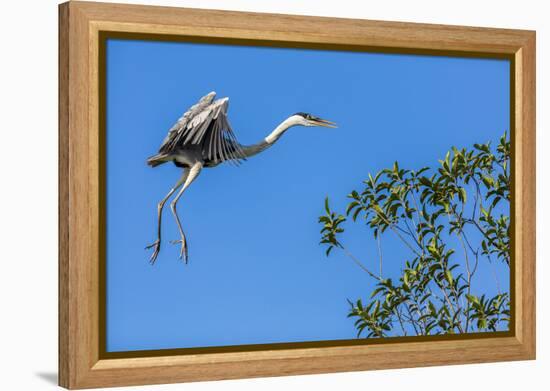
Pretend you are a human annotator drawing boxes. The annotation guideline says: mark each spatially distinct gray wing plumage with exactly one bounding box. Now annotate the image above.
[158,91,246,165]
[158,91,216,153]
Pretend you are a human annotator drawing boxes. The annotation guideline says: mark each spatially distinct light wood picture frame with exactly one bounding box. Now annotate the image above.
[59,1,536,389]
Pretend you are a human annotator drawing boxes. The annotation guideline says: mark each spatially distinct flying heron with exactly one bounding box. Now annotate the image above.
[146,91,337,264]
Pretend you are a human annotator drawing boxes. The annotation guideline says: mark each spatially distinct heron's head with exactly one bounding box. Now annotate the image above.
[292,112,337,128]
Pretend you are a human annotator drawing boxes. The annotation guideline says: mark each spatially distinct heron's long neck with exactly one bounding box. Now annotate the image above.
[240,117,298,158]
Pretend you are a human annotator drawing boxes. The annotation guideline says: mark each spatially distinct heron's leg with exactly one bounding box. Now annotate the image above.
[170,162,202,263]
[145,169,189,264]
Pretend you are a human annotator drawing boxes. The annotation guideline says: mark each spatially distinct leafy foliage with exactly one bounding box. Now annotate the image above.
[319,132,510,337]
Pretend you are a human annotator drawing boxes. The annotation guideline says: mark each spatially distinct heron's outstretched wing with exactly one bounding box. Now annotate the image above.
[158,91,216,154]
[197,98,246,165]
[160,93,245,165]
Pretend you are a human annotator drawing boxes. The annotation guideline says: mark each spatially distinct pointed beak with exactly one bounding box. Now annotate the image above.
[310,117,337,128]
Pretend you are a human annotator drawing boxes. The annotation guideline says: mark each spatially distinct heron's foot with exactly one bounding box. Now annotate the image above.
[145,239,161,264]
[170,237,189,263]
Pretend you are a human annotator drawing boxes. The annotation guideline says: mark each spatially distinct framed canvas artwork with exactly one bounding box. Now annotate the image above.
[59,1,536,389]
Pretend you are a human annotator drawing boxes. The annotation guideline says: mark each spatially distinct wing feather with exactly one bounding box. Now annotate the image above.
[159,91,216,153]
[156,93,245,165]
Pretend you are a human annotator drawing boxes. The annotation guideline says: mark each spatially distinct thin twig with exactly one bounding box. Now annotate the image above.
[339,245,381,282]
[376,234,383,278]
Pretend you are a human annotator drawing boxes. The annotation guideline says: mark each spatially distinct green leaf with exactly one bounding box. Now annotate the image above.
[466,294,480,305]
[458,187,467,203]
[345,201,359,215]
[324,197,330,214]
[393,161,399,174]
[482,175,494,188]
[418,176,431,186]
[445,270,454,285]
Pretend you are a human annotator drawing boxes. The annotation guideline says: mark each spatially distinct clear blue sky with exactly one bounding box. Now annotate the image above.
[106,39,510,352]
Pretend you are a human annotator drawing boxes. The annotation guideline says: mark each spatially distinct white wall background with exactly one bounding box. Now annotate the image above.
[0,0,546,389]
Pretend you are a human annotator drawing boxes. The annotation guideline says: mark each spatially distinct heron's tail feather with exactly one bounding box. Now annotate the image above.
[147,153,170,167]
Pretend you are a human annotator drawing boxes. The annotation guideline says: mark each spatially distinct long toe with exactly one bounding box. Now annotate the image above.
[180,240,191,263]
[184,246,189,264]
[170,237,188,262]
[145,239,160,250]
[146,240,161,264]
[149,245,160,264]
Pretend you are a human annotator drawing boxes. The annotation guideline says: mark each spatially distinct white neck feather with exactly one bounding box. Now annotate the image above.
[240,115,303,158]
[264,116,302,144]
